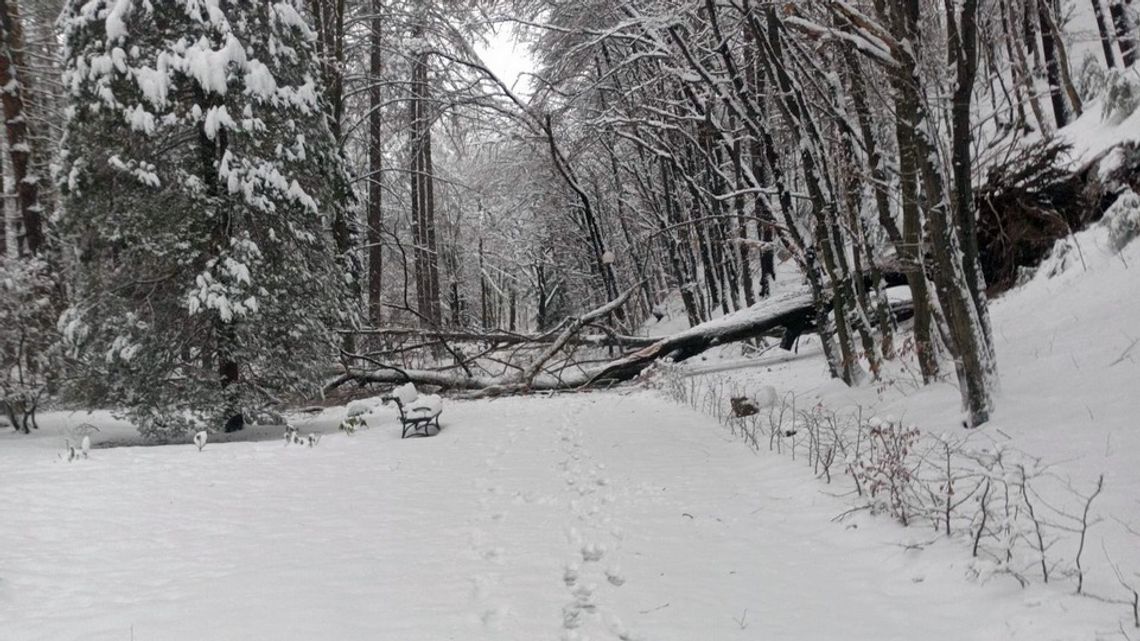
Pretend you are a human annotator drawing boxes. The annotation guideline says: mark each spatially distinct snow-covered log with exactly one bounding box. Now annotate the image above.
[324,285,916,396]
[583,291,816,385]
[327,290,817,394]
[338,327,660,350]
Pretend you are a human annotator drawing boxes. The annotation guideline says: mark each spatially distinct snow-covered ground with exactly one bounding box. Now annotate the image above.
[641,200,1140,636]
[0,391,1118,641]
[4,148,1139,641]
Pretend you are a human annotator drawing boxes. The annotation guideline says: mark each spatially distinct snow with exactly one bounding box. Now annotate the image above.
[0,394,1112,640]
[409,393,443,417]
[345,400,373,418]
[104,0,132,44]
[661,289,812,343]
[1054,92,1140,169]
[391,381,418,406]
[647,212,1140,633]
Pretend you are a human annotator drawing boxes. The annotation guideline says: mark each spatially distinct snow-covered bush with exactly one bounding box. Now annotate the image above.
[283,423,319,446]
[56,0,357,437]
[1103,189,1140,252]
[0,257,57,433]
[339,416,367,434]
[1076,54,1106,104]
[1102,68,1140,125]
[854,418,920,525]
[666,374,1118,591]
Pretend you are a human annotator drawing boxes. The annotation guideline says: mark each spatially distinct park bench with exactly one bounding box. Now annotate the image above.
[386,383,443,438]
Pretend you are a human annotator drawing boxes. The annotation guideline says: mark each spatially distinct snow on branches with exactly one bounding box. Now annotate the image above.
[56,0,355,438]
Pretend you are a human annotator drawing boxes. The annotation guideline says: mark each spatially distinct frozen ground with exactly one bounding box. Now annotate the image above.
[0,392,1117,641]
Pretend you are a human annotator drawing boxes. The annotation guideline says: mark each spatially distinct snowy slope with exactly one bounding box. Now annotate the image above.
[660,210,1140,629]
[0,393,1116,641]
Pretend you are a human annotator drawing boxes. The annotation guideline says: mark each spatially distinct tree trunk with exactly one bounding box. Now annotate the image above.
[732,133,755,308]
[762,7,861,384]
[1003,0,1049,135]
[1092,0,1119,68]
[1037,0,1068,127]
[367,0,383,325]
[950,0,993,341]
[887,2,941,383]
[904,0,996,426]
[309,0,345,136]
[1110,0,1138,66]
[409,17,441,328]
[660,161,700,326]
[0,0,42,257]
[310,0,355,342]
[744,30,775,299]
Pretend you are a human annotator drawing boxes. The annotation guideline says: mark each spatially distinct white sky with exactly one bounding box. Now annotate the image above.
[473,23,534,97]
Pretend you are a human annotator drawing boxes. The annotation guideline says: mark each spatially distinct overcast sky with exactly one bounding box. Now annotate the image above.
[473,23,534,97]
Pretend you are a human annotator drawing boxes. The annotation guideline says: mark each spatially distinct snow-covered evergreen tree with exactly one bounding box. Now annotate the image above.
[57,0,355,438]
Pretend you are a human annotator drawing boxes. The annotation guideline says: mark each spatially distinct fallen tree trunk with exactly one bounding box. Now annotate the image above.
[337,326,660,349]
[325,290,824,395]
[325,285,641,396]
[583,291,815,384]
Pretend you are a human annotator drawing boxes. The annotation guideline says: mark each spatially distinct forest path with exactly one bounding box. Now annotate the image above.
[0,393,1101,640]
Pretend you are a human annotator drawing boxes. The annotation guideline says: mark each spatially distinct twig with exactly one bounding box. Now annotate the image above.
[639,603,670,614]
[1110,337,1139,367]
[973,478,991,558]
[1076,474,1105,595]
[1019,465,1049,583]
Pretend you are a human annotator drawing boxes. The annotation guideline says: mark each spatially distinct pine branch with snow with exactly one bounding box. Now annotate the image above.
[56,0,357,438]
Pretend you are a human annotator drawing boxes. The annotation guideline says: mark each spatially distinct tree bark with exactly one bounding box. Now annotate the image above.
[0,0,42,257]
[1003,0,1049,135]
[949,0,992,340]
[1037,0,1068,127]
[882,0,941,383]
[367,0,383,325]
[1092,0,1119,68]
[409,14,441,327]
[1110,0,1138,66]
[902,0,995,426]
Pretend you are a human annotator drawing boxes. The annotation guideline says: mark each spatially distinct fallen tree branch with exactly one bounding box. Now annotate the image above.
[323,289,913,396]
[337,326,658,349]
[584,290,816,385]
[519,282,641,387]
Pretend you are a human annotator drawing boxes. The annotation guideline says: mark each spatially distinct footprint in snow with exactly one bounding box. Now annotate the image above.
[561,604,584,630]
[480,606,509,629]
[581,543,606,562]
[603,612,642,641]
[561,599,596,629]
[605,566,626,587]
[563,563,580,587]
[469,575,490,600]
[571,582,596,603]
